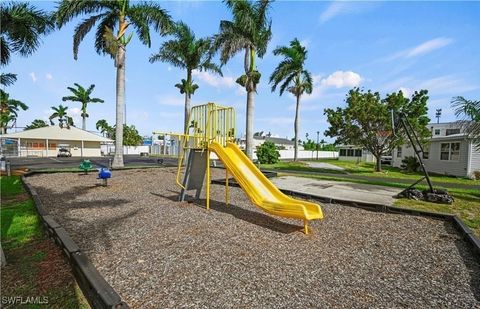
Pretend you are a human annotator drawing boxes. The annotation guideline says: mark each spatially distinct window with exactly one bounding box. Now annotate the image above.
[340,148,362,157]
[434,129,441,135]
[48,143,57,148]
[446,128,460,136]
[396,146,402,158]
[440,142,460,161]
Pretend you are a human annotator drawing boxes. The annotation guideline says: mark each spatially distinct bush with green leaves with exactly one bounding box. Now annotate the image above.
[401,156,420,172]
[256,141,280,164]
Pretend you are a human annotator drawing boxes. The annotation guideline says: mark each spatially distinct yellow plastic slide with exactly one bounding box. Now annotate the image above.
[209,142,323,232]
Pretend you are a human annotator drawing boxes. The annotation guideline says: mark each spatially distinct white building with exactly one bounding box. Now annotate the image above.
[392,122,480,178]
[1,126,113,157]
[337,145,376,163]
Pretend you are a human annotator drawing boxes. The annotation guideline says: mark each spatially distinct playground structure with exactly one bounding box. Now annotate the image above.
[155,103,323,234]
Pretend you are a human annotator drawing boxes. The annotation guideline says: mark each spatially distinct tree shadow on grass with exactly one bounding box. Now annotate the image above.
[444,221,480,301]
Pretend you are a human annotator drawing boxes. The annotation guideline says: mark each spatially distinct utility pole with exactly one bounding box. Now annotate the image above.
[316,131,320,160]
[435,109,442,124]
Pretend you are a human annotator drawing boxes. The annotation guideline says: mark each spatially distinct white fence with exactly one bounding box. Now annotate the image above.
[101,145,151,155]
[253,150,338,160]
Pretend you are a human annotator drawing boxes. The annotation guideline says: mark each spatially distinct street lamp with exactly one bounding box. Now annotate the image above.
[316,131,320,160]
[435,109,442,124]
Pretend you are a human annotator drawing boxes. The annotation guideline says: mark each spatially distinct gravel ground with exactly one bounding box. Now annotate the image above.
[27,168,480,308]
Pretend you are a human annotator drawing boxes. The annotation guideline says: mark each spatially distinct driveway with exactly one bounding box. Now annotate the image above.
[271,176,402,206]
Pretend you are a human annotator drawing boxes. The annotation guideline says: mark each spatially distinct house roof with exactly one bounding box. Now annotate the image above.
[254,136,294,145]
[0,126,113,142]
[430,133,469,142]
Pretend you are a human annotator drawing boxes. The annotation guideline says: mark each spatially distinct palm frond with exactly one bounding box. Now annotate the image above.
[55,0,110,27]
[129,2,173,40]
[73,13,107,60]
[0,73,17,86]
[94,12,117,57]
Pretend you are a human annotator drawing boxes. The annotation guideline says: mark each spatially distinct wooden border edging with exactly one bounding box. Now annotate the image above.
[211,178,480,260]
[21,173,129,309]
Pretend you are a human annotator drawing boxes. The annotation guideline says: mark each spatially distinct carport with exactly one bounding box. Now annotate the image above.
[1,126,113,157]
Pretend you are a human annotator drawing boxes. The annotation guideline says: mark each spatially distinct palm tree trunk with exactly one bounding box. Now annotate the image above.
[294,94,300,161]
[1,126,6,134]
[82,116,86,131]
[245,89,255,159]
[184,71,192,133]
[184,93,190,133]
[112,45,125,168]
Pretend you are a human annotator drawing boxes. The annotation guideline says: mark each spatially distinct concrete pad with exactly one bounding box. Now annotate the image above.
[271,176,402,206]
[303,161,345,171]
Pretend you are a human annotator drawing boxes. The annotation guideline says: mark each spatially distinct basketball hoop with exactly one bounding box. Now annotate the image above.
[376,130,392,144]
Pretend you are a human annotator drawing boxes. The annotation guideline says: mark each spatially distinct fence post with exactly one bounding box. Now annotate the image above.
[6,160,11,176]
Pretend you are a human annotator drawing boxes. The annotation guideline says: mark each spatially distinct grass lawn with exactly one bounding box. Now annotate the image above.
[261,159,478,186]
[1,176,89,308]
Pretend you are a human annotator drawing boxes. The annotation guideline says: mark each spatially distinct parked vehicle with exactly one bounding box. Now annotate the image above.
[381,155,392,165]
[57,148,72,157]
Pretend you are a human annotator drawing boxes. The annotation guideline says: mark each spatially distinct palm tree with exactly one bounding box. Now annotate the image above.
[213,0,273,159]
[451,96,480,148]
[62,83,104,130]
[96,119,114,139]
[25,119,49,130]
[0,90,28,134]
[269,38,313,161]
[49,105,73,128]
[0,2,54,85]
[56,1,173,168]
[150,22,221,132]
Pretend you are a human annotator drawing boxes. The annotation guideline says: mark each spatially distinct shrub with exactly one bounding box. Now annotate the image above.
[473,170,480,180]
[256,141,280,164]
[401,156,420,172]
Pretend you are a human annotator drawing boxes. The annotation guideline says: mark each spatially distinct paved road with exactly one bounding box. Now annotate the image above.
[7,155,177,170]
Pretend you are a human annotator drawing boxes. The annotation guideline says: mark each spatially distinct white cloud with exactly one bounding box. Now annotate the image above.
[407,37,453,57]
[192,70,235,89]
[385,37,453,61]
[319,1,380,24]
[382,75,478,97]
[418,75,478,95]
[320,71,363,88]
[300,71,363,102]
[29,72,37,82]
[45,73,53,80]
[319,2,349,23]
[68,107,82,126]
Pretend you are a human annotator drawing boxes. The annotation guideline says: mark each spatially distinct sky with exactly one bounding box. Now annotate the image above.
[5,1,480,142]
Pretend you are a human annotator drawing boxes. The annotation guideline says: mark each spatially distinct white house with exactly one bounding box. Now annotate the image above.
[0,126,113,157]
[392,122,480,178]
[337,145,375,163]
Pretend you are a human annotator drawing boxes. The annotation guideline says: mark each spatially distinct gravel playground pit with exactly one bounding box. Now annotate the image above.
[27,168,480,308]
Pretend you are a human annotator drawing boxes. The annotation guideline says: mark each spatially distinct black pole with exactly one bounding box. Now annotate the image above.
[316,131,319,160]
[398,113,434,192]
